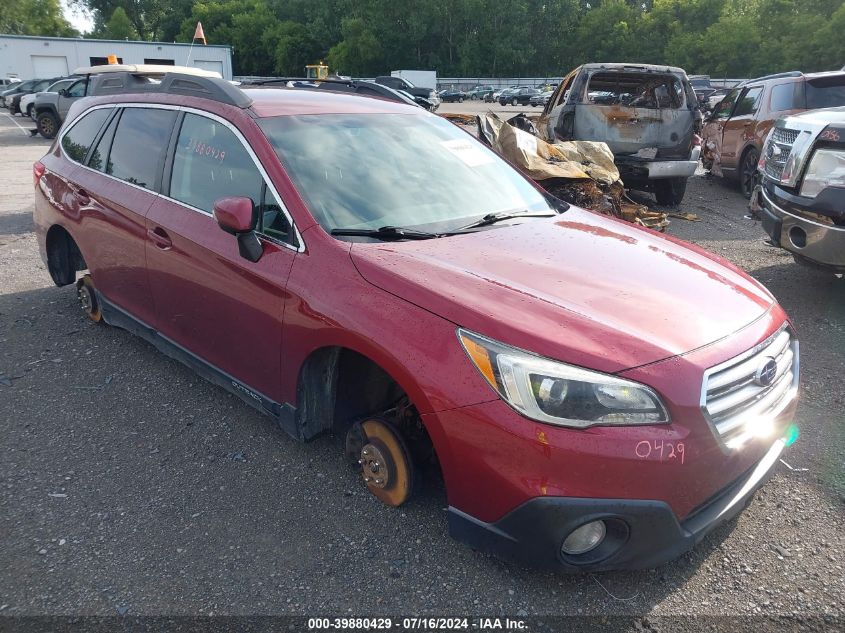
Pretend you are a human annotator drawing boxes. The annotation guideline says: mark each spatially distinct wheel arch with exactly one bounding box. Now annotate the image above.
[45,223,86,286]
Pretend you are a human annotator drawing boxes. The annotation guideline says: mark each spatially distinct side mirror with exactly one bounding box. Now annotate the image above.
[58,88,69,97]
[213,196,263,262]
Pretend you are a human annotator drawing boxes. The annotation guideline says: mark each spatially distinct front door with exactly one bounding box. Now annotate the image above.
[720,86,763,170]
[144,110,300,402]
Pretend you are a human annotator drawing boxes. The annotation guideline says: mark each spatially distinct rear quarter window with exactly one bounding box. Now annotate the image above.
[769,83,799,112]
[61,108,111,164]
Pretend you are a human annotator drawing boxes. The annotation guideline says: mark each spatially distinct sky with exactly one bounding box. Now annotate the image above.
[61,0,95,34]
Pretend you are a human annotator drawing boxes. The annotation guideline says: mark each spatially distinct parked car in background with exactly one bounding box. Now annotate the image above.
[440,89,468,103]
[3,78,56,110]
[33,77,88,138]
[19,78,77,119]
[530,91,551,107]
[500,87,538,106]
[34,68,800,572]
[1,77,21,90]
[374,75,440,110]
[540,63,702,205]
[1,78,36,107]
[702,70,845,197]
[468,85,494,100]
[10,78,65,115]
[755,107,845,272]
[705,88,730,111]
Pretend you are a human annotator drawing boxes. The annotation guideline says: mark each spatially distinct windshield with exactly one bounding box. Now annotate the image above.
[258,113,556,234]
[806,76,845,109]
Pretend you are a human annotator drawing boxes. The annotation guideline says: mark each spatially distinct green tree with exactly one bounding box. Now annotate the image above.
[1,0,78,37]
[103,7,139,39]
[327,17,382,76]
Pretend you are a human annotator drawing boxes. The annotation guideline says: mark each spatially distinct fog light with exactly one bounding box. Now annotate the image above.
[561,520,606,555]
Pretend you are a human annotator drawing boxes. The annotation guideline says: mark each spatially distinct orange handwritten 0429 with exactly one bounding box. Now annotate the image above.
[635,439,685,464]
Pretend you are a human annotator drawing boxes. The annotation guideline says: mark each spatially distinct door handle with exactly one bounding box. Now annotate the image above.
[69,185,89,205]
[148,226,173,250]
[742,121,752,127]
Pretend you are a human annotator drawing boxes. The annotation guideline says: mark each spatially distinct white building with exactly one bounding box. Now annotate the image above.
[0,34,233,80]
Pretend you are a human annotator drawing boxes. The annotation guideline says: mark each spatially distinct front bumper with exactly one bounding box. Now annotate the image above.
[449,437,786,571]
[759,185,845,270]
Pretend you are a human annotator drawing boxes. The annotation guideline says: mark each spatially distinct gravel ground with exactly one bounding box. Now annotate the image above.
[0,105,843,627]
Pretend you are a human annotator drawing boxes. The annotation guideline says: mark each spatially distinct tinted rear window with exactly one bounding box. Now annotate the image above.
[61,108,110,164]
[585,72,684,109]
[806,76,845,109]
[106,108,176,190]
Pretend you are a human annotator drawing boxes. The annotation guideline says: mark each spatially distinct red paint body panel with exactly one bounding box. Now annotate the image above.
[33,87,799,553]
[351,207,775,374]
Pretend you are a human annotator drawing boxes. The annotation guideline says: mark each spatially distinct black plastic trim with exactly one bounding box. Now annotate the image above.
[448,442,784,571]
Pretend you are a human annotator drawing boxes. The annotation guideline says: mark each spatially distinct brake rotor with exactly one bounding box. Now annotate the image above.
[358,418,413,507]
[76,275,101,323]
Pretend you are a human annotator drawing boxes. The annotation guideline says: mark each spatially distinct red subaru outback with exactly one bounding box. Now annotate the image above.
[33,70,799,571]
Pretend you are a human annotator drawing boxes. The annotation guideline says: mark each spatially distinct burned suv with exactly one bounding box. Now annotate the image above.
[540,63,702,206]
[755,107,845,272]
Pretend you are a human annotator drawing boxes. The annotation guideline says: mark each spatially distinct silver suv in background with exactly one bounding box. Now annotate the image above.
[539,63,702,206]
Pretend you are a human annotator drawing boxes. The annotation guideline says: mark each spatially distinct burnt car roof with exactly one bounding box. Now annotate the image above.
[579,63,689,75]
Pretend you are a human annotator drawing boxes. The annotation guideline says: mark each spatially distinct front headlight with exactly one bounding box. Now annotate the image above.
[800,149,845,198]
[458,329,670,428]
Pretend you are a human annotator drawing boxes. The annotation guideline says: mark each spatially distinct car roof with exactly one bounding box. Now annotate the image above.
[73,63,221,78]
[244,88,422,117]
[580,62,688,75]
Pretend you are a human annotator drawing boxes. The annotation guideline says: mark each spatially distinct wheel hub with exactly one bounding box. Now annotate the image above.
[78,285,93,314]
[360,443,390,489]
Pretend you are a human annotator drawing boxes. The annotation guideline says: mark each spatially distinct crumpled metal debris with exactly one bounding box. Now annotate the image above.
[477,113,669,230]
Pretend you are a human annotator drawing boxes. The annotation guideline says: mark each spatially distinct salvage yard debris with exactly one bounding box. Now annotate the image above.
[476,113,670,230]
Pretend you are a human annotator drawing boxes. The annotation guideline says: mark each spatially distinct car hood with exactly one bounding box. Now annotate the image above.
[350,207,776,373]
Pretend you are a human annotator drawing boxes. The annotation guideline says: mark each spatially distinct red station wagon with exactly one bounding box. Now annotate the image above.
[33,69,800,571]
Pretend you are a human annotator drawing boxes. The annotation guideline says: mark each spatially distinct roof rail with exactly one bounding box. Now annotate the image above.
[241,77,422,108]
[84,70,252,108]
[746,71,803,83]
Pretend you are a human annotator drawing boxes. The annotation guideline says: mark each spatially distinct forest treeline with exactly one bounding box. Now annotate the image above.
[4,0,845,78]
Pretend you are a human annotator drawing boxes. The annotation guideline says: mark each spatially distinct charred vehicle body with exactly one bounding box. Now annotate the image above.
[755,107,845,272]
[540,63,702,206]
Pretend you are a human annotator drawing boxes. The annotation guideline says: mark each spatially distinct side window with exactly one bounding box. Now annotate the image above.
[107,108,177,191]
[66,80,86,98]
[87,110,119,173]
[733,87,763,117]
[712,88,740,119]
[170,113,294,243]
[770,83,796,112]
[60,108,110,164]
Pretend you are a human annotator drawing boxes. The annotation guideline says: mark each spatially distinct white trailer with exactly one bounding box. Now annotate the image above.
[390,70,437,90]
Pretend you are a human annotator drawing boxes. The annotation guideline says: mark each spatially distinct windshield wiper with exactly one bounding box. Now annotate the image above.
[455,210,557,231]
[330,225,442,241]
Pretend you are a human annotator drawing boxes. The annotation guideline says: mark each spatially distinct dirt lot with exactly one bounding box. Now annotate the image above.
[0,104,843,626]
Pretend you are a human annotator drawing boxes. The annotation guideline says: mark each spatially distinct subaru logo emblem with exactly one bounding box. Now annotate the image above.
[755,357,778,387]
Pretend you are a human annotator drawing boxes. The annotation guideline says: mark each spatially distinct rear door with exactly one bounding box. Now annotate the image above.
[144,110,299,401]
[720,85,763,169]
[58,105,176,325]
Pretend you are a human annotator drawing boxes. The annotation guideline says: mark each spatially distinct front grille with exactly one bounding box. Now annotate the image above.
[763,128,799,180]
[703,328,798,448]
